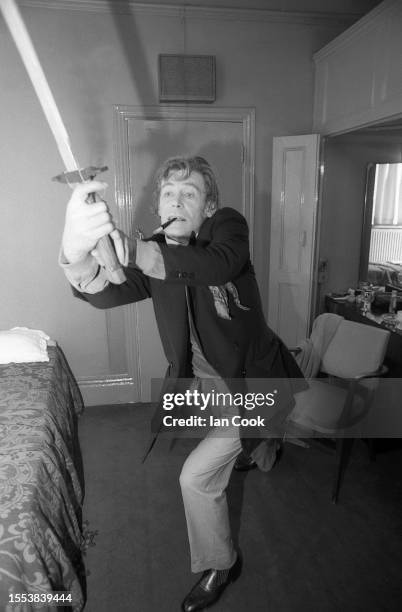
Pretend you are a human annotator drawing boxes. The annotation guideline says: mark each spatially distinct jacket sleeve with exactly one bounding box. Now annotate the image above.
[158,208,250,286]
[71,264,152,309]
[60,246,152,309]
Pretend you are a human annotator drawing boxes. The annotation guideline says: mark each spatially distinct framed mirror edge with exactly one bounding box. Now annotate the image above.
[359,161,402,290]
[359,162,376,283]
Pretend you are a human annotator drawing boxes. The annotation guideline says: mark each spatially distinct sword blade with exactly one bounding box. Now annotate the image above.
[0,0,79,172]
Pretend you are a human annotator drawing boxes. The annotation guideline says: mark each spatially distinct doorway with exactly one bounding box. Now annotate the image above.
[112,105,255,401]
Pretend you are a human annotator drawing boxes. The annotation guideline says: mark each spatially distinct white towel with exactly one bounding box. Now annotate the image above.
[295,314,343,378]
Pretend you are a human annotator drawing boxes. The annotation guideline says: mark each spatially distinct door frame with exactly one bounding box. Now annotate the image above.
[112,105,256,401]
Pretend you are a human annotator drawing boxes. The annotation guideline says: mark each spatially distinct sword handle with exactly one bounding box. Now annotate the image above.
[88,191,126,284]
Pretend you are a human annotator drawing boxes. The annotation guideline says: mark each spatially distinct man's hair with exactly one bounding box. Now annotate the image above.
[152,155,220,213]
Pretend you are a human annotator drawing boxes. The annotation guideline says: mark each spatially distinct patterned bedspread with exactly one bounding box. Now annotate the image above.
[0,346,85,611]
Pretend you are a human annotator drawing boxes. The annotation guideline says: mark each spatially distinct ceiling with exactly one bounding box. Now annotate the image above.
[136,0,383,17]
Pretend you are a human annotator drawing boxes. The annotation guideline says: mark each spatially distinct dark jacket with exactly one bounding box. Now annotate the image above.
[73,207,305,455]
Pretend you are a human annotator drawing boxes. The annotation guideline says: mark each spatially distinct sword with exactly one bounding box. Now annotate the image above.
[0,0,126,284]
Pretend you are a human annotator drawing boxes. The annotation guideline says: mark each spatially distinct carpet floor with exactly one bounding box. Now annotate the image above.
[78,404,402,612]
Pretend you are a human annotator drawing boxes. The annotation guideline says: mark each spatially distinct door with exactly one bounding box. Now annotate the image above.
[268,134,321,347]
[113,106,255,402]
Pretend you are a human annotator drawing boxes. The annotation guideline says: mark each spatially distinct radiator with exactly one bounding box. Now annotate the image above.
[369,227,402,263]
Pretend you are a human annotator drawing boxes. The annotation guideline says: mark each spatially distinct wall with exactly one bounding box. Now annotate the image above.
[0,1,352,395]
[318,130,402,304]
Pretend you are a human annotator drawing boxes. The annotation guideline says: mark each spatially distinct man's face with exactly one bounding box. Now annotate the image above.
[158,170,215,239]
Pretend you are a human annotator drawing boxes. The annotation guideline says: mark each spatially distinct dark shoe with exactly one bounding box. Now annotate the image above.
[181,554,242,612]
[233,452,257,472]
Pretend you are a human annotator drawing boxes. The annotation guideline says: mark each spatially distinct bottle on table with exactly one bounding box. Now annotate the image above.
[389,290,397,315]
[362,288,373,315]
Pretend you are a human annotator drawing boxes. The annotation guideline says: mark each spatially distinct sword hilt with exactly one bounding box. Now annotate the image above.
[52,166,108,185]
[53,166,126,285]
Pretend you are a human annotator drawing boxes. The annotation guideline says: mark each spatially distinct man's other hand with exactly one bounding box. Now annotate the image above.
[91,228,130,269]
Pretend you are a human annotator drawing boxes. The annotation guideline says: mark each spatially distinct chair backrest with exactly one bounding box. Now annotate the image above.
[321,319,390,378]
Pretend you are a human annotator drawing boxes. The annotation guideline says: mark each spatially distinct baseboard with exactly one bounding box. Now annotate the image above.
[78,377,137,406]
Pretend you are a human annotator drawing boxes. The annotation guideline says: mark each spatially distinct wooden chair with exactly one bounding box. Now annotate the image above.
[287,315,390,503]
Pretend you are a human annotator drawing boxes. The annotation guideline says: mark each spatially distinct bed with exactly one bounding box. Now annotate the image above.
[0,344,85,611]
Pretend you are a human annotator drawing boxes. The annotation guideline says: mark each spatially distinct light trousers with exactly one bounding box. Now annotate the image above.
[180,328,278,572]
[179,375,242,573]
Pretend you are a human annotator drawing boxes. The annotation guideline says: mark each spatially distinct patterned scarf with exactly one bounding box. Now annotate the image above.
[209,282,250,320]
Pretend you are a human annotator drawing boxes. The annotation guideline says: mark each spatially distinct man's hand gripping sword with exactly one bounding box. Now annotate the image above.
[53,166,126,283]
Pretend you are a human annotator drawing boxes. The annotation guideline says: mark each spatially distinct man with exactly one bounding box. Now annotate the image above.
[61,156,303,611]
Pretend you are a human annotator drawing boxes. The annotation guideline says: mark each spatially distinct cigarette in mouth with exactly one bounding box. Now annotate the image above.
[141,217,178,242]
[152,217,178,234]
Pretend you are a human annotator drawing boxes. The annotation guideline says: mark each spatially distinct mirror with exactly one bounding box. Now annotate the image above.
[360,162,402,290]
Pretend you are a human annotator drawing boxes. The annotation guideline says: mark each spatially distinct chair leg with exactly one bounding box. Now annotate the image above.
[332,438,354,504]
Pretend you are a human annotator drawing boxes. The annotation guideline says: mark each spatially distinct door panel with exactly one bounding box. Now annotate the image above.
[268,134,320,347]
[128,118,244,234]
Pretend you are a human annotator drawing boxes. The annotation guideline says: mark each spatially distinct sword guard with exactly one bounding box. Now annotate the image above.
[52,166,108,185]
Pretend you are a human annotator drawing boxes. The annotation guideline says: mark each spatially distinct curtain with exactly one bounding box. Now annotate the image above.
[372,163,402,225]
